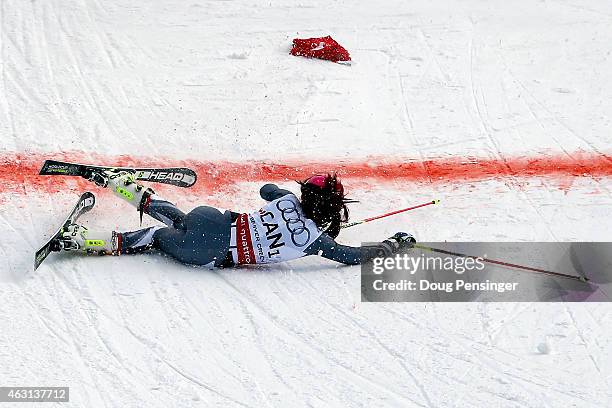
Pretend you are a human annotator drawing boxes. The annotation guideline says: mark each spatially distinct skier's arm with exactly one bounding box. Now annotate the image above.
[305,232,415,265]
[260,184,294,202]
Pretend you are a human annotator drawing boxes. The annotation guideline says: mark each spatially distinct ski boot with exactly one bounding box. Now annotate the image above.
[52,224,120,255]
[87,169,155,221]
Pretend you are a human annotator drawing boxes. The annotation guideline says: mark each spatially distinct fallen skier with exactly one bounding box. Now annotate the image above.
[54,170,415,267]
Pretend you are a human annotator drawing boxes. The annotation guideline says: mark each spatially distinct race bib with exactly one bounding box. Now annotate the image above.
[232,194,322,264]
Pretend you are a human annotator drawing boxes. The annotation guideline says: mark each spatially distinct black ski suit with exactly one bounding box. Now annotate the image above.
[118,184,386,266]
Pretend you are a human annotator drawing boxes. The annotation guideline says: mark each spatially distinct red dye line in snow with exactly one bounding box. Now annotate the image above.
[1,150,611,196]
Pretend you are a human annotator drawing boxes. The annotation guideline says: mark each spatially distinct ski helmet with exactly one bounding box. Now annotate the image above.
[299,173,352,238]
[304,174,344,195]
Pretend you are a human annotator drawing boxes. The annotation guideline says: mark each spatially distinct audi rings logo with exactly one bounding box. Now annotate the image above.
[276,199,311,247]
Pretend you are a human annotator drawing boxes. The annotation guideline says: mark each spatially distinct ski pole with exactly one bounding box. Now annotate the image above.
[414,244,588,282]
[342,199,440,229]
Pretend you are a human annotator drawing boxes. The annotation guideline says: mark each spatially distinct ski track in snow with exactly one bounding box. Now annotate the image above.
[1,0,612,406]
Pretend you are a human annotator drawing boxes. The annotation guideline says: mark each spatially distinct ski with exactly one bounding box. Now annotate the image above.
[34,192,96,270]
[39,160,197,188]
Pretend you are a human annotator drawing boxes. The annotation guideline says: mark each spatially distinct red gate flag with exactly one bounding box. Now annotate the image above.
[290,36,351,63]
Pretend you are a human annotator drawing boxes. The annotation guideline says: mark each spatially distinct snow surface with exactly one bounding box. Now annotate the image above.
[1,0,612,406]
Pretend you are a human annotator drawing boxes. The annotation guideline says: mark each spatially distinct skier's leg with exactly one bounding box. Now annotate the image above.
[60,206,231,266]
[151,206,232,266]
[88,169,185,228]
[150,227,189,260]
[144,198,186,229]
[59,224,164,255]
[119,226,166,253]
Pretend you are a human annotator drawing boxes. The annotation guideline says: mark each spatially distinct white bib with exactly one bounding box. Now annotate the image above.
[231,194,322,264]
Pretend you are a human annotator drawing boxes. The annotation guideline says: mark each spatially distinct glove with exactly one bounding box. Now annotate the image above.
[382,232,416,254]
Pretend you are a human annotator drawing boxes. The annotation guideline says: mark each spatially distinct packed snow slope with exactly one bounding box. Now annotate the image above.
[1,0,612,406]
